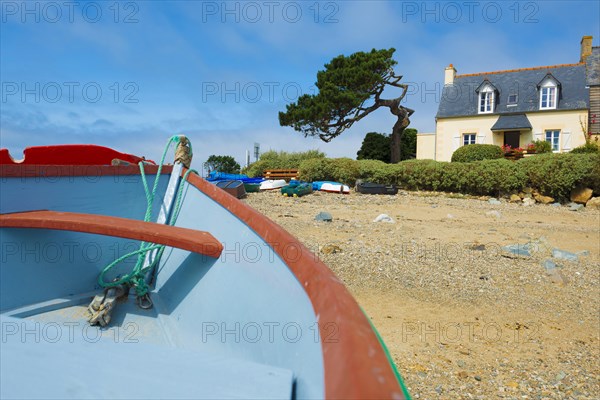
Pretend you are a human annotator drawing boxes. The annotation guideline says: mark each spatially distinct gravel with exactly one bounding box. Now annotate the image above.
[243,189,600,399]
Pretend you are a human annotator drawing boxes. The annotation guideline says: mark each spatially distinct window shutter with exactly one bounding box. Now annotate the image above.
[453,135,461,151]
[561,131,572,151]
[477,135,485,144]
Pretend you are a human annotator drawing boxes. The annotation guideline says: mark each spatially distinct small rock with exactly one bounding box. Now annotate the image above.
[542,259,558,271]
[502,244,532,257]
[534,193,555,204]
[485,210,502,219]
[320,244,342,255]
[552,248,579,262]
[509,194,521,203]
[373,214,395,223]
[586,196,600,209]
[570,186,593,204]
[568,202,584,211]
[457,371,468,379]
[551,202,561,207]
[435,385,443,394]
[555,371,567,381]
[522,197,536,207]
[457,360,466,368]
[474,376,482,382]
[548,269,569,285]
[578,250,590,257]
[488,198,501,205]
[315,211,333,222]
[446,213,455,219]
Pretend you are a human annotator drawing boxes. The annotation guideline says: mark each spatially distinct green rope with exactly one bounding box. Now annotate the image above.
[361,307,412,400]
[98,136,195,297]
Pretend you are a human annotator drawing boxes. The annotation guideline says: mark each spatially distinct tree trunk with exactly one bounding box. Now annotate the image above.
[388,103,411,163]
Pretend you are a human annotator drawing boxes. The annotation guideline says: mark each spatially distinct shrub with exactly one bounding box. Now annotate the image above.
[451,144,503,162]
[299,158,359,185]
[300,153,598,200]
[242,150,325,177]
[532,140,552,153]
[570,142,600,154]
[519,153,600,199]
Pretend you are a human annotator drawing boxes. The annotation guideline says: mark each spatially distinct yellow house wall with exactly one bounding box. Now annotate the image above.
[416,134,436,159]
[434,110,589,161]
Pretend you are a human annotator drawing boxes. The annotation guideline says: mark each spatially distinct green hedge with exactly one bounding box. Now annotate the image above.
[296,153,599,200]
[451,144,503,162]
[570,142,600,154]
[519,153,600,199]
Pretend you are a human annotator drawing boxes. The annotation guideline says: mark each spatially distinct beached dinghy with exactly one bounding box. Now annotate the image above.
[260,179,287,190]
[0,137,410,399]
[313,181,351,194]
[357,182,399,195]
[215,180,247,198]
[281,181,313,197]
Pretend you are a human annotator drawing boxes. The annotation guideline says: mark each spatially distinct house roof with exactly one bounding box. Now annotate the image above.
[490,114,532,131]
[437,63,589,118]
[586,47,600,86]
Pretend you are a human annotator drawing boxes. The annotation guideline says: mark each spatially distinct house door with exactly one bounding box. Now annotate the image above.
[504,131,520,148]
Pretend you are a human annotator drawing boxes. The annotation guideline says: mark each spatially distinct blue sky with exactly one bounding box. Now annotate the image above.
[1,0,599,168]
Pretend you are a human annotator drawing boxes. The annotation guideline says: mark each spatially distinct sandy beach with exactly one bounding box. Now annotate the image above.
[244,190,600,399]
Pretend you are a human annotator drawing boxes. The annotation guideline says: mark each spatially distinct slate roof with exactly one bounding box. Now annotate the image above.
[437,63,589,118]
[490,114,532,131]
[586,47,600,86]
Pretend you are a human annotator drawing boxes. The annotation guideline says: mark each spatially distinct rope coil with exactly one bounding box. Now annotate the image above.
[97,135,195,298]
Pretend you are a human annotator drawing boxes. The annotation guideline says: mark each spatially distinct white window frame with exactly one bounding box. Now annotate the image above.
[539,83,557,110]
[545,129,560,152]
[478,87,494,114]
[507,94,518,106]
[463,133,476,146]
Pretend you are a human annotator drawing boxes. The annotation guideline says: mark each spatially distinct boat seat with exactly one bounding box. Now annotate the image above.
[0,210,223,258]
[0,314,294,399]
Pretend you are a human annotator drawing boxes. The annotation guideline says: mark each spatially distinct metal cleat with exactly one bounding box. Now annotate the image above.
[88,284,126,327]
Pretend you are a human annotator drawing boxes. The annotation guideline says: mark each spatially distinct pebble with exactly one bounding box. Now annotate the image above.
[373,214,395,223]
[242,190,599,400]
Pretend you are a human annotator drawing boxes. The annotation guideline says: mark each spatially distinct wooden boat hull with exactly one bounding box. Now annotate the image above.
[0,146,409,399]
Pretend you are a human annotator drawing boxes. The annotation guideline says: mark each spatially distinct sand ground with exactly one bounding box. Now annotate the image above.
[244,190,599,399]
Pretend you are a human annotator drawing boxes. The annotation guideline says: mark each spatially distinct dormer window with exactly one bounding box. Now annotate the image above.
[476,80,497,114]
[538,73,561,110]
[540,85,557,109]
[479,90,494,113]
[507,94,518,106]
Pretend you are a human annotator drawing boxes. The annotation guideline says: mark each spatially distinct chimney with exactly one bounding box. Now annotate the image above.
[580,36,593,62]
[444,64,456,85]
